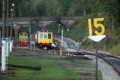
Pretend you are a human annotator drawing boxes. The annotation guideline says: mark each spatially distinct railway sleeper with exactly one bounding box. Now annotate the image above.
[0,63,41,71]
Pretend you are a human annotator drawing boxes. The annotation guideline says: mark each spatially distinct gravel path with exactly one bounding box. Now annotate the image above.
[54,37,77,52]
[86,55,120,80]
[54,37,69,49]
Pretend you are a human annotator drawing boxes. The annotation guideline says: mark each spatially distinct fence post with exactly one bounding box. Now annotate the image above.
[1,39,7,73]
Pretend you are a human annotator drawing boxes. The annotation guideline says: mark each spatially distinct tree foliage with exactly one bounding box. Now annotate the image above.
[0,0,120,33]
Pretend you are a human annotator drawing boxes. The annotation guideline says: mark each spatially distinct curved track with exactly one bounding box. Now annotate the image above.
[82,50,120,75]
[54,35,79,49]
[16,35,120,76]
[54,35,120,76]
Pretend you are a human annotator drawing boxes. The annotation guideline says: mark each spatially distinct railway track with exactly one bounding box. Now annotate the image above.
[13,36,120,76]
[64,38,78,49]
[54,35,120,76]
[14,47,120,76]
[82,50,120,75]
[54,35,79,49]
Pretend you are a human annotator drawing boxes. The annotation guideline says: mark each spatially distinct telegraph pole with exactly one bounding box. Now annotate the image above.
[10,3,14,41]
[2,0,6,38]
[61,29,63,47]
[6,0,9,38]
[9,3,15,52]
[1,0,7,73]
[10,9,13,41]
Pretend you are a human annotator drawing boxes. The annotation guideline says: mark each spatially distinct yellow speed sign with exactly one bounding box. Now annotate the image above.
[88,18,105,36]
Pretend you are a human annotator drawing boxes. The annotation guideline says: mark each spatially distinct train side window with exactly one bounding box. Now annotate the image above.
[35,34,38,40]
[44,33,47,39]
[48,34,51,39]
[40,33,43,39]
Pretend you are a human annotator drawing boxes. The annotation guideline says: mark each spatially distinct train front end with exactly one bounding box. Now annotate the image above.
[18,32,29,46]
[38,32,53,48]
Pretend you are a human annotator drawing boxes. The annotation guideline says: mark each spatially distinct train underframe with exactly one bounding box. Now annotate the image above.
[36,43,52,50]
[41,43,52,49]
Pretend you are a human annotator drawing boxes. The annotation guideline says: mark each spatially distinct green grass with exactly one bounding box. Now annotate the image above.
[71,60,95,68]
[0,55,103,80]
[110,43,120,56]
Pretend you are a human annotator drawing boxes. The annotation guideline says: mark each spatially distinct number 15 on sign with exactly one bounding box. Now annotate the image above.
[88,18,106,42]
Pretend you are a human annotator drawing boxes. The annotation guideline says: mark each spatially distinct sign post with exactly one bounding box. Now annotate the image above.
[30,41,35,52]
[60,29,63,56]
[88,18,106,80]
[60,46,62,56]
[61,29,63,47]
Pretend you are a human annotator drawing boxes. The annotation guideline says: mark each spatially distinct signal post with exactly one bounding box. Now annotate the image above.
[88,18,106,80]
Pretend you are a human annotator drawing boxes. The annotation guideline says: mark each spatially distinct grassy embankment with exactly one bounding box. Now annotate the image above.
[0,50,102,80]
[65,15,120,56]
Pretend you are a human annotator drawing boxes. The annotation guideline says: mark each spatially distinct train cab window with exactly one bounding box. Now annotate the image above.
[20,33,23,36]
[44,33,47,39]
[48,34,51,39]
[40,33,43,39]
[25,33,28,36]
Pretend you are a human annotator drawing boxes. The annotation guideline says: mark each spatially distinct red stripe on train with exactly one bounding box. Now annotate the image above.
[42,43,49,45]
[18,41,29,46]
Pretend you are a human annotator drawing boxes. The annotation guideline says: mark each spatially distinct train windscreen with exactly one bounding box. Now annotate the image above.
[44,33,47,39]
[20,33,23,36]
[40,33,43,39]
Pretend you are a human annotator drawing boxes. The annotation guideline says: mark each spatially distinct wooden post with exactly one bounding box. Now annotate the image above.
[10,3,15,41]
[10,9,13,41]
[60,46,62,56]
[2,0,6,38]
[14,26,19,48]
[6,0,9,39]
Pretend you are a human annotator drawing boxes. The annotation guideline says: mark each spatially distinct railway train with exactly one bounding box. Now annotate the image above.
[18,30,56,49]
[18,32,29,46]
[32,31,56,49]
